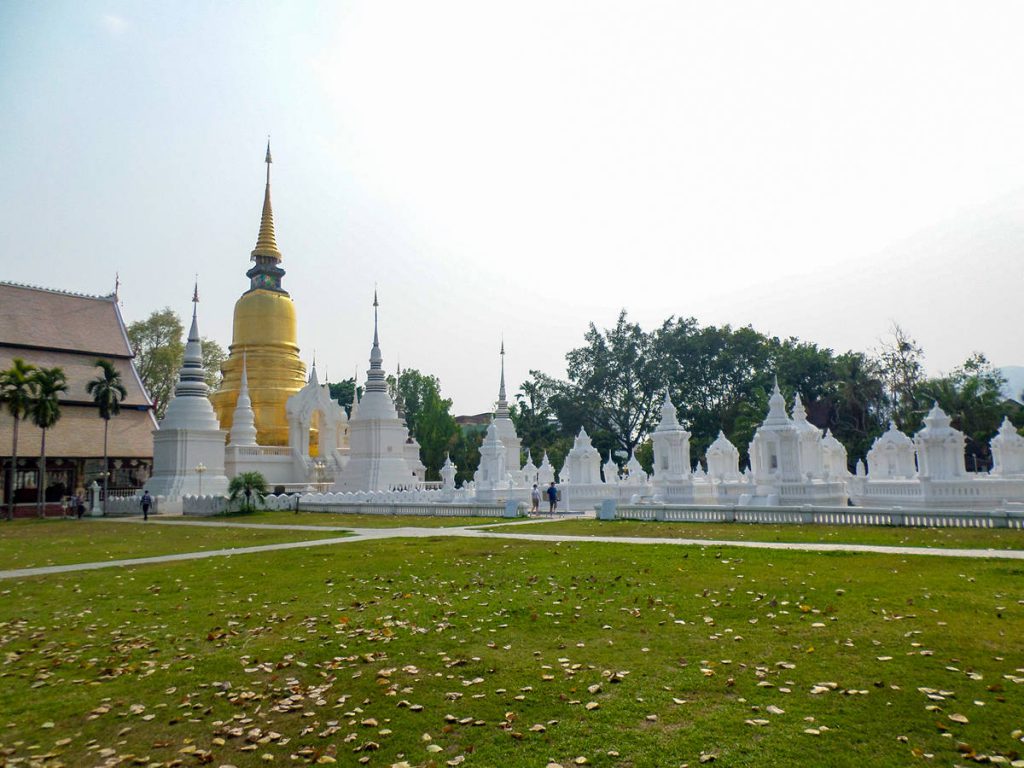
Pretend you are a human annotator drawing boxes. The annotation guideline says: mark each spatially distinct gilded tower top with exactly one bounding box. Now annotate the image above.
[246,140,287,293]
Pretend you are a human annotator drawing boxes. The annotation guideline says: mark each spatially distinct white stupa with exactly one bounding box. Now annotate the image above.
[990,417,1024,476]
[147,288,229,500]
[865,421,916,479]
[706,430,741,482]
[490,341,522,473]
[332,292,422,492]
[228,355,258,447]
[651,392,692,486]
[914,403,967,480]
[562,427,602,484]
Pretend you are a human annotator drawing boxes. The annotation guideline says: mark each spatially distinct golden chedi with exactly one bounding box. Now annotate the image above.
[211,144,306,446]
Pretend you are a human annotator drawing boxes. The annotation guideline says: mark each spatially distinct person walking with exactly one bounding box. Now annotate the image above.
[74,492,85,519]
[140,490,152,521]
[530,484,541,515]
[546,481,558,514]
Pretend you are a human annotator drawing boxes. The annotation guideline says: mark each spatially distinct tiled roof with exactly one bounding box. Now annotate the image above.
[0,349,150,407]
[0,406,154,458]
[0,281,156,460]
[0,282,130,357]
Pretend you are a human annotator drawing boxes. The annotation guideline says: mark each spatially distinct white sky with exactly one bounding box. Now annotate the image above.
[2,1,1023,414]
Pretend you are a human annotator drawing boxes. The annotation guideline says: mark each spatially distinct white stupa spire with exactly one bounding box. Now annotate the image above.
[792,392,808,422]
[176,282,208,400]
[495,339,510,418]
[765,375,789,424]
[229,354,258,447]
[365,289,387,393]
[158,285,220,431]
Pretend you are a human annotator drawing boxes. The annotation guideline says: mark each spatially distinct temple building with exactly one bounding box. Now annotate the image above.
[0,281,156,511]
[210,143,307,446]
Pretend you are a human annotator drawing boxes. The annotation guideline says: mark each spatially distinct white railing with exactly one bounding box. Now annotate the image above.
[268,493,511,518]
[610,502,1024,529]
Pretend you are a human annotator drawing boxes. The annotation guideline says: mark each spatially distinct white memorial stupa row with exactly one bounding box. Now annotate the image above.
[148,290,1024,513]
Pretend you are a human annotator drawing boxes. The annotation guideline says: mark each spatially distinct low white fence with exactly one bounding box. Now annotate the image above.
[609,502,1024,529]
[287,497,513,518]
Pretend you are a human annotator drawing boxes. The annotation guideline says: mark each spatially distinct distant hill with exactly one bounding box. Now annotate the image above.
[998,366,1024,403]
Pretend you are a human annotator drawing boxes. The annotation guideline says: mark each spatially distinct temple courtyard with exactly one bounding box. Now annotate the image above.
[1,515,1022,767]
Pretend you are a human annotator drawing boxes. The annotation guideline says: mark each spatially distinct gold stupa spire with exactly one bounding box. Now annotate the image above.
[251,139,282,262]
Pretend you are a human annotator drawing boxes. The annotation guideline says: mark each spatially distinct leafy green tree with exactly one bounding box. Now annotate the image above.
[29,367,67,517]
[914,353,1009,471]
[328,378,361,416]
[87,360,126,508]
[415,387,460,480]
[201,337,227,391]
[0,358,37,520]
[451,425,485,485]
[824,352,886,467]
[388,368,442,435]
[128,308,183,420]
[386,368,459,480]
[128,308,227,417]
[512,371,563,465]
[658,320,774,464]
[562,311,664,455]
[228,471,268,513]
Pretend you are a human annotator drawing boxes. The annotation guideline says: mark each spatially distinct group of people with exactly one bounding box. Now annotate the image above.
[63,489,154,519]
[529,481,560,515]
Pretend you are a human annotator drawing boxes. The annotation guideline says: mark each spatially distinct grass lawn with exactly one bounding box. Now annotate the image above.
[0,519,349,570]
[199,510,504,528]
[0,529,1022,767]
[482,517,1024,550]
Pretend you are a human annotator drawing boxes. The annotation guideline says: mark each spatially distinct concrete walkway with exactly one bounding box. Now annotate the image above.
[3,517,1023,581]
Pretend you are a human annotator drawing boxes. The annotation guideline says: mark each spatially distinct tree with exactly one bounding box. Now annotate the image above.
[87,360,127,509]
[29,367,67,517]
[415,387,460,480]
[877,323,924,431]
[128,308,183,419]
[387,368,442,435]
[201,337,227,391]
[128,308,226,417]
[328,378,361,416]
[825,352,886,467]
[914,353,1009,471]
[0,358,37,520]
[388,368,460,480]
[562,310,664,455]
[513,372,561,457]
[228,471,268,513]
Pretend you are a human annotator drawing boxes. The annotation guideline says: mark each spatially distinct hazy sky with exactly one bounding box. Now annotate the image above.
[2,1,1024,414]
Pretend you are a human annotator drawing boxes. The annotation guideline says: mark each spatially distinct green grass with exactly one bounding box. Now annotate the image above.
[202,509,504,528]
[0,528,1022,767]
[0,518,348,570]
[483,517,1024,550]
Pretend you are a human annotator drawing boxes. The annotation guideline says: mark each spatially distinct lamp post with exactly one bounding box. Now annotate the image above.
[195,463,207,496]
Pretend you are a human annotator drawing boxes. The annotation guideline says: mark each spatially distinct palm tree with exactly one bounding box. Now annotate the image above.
[1,358,37,520]
[86,360,126,512]
[227,471,268,513]
[29,367,68,517]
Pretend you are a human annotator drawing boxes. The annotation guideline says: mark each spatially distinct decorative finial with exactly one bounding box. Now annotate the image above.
[251,141,282,262]
[372,288,380,347]
[192,276,199,304]
[114,272,120,300]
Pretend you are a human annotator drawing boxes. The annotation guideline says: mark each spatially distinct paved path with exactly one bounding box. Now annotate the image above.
[3,517,1023,581]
